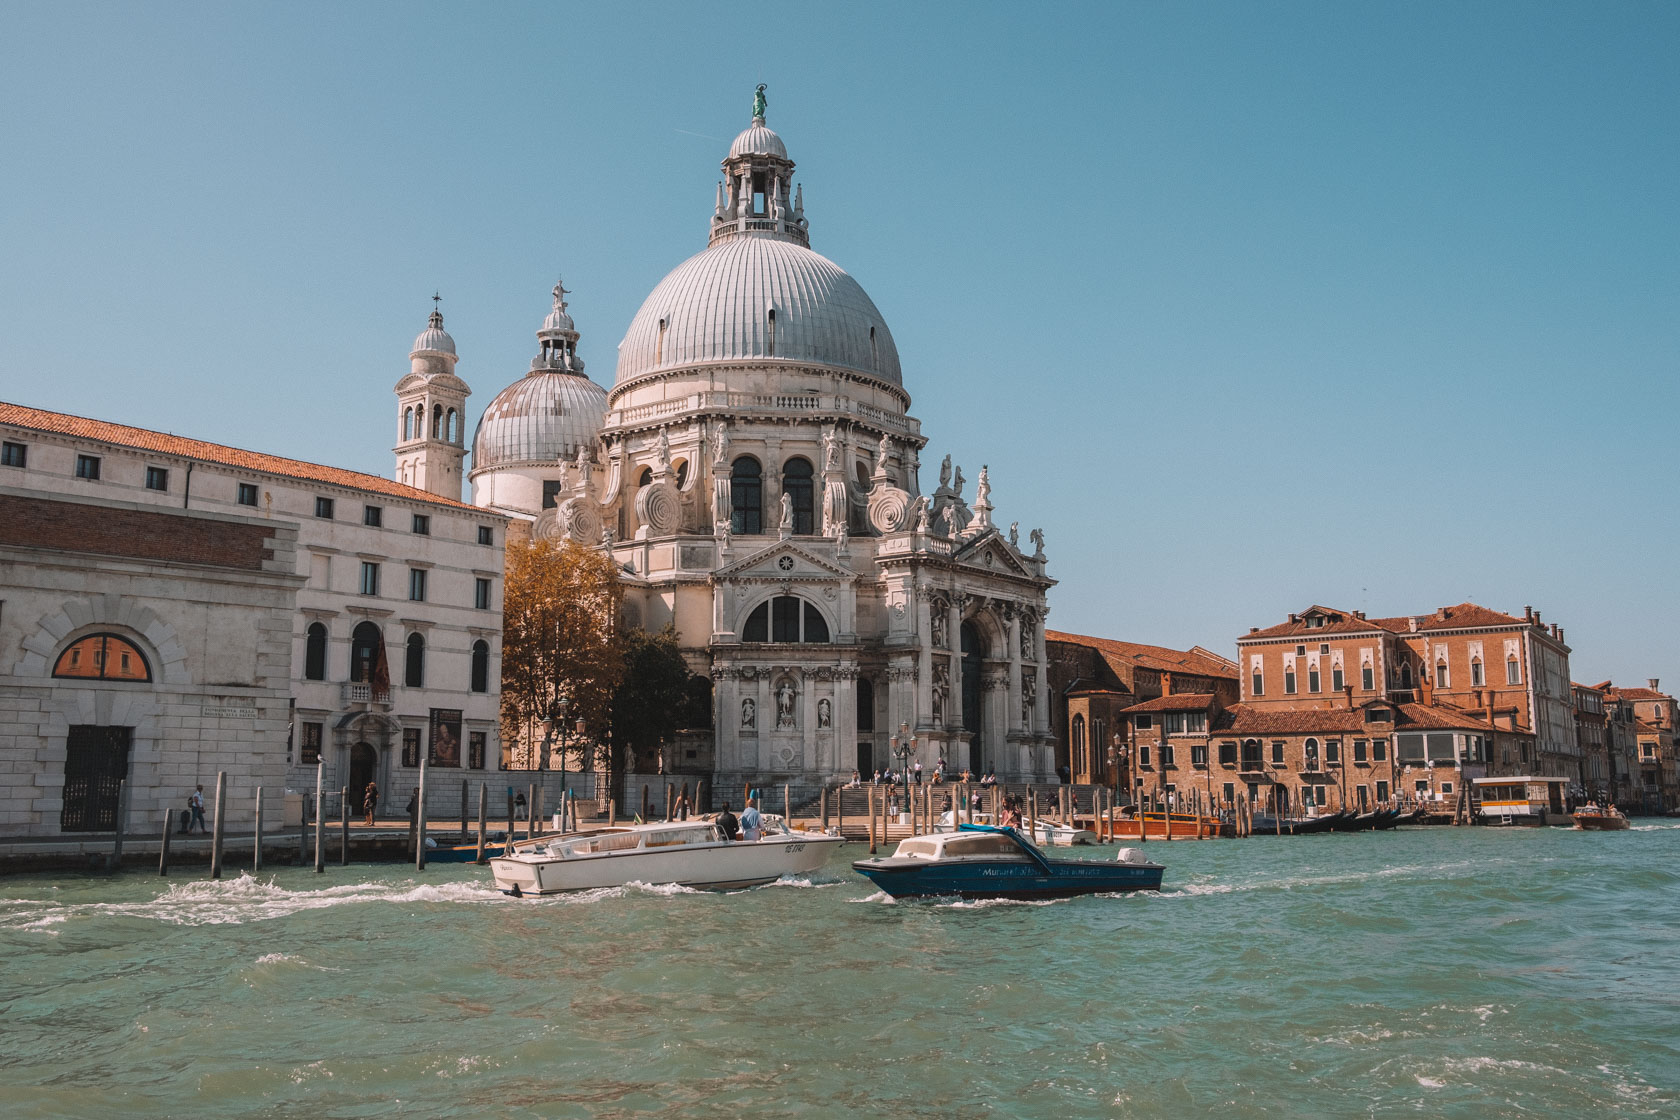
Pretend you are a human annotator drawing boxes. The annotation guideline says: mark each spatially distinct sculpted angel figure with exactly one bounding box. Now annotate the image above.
[822,426,840,470]
[1029,527,1046,556]
[952,465,966,499]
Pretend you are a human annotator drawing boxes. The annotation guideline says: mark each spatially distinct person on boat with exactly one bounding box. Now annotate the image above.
[715,801,739,842]
[740,798,763,842]
[1001,799,1023,829]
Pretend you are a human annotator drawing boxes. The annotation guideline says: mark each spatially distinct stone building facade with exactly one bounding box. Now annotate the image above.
[0,397,506,831]
[465,92,1057,796]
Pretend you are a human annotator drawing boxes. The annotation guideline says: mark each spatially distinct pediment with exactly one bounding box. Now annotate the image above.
[951,530,1034,578]
[714,539,855,582]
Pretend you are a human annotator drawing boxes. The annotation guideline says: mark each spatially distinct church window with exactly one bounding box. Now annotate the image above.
[76,454,100,480]
[752,172,767,215]
[145,466,168,491]
[412,513,430,535]
[53,633,151,682]
[731,457,762,534]
[1071,715,1086,776]
[869,326,878,371]
[403,407,413,441]
[857,678,874,731]
[655,318,667,364]
[542,481,561,510]
[2,441,25,468]
[364,505,382,527]
[304,622,328,681]
[766,307,776,355]
[315,496,335,519]
[782,457,814,534]
[431,404,443,439]
[405,633,425,688]
[446,409,458,443]
[741,596,831,644]
[855,462,871,494]
[470,640,490,694]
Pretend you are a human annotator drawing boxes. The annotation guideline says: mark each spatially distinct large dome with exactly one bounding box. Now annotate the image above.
[470,372,607,473]
[614,236,902,387]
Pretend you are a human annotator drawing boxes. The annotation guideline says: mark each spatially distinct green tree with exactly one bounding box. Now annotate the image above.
[608,626,711,778]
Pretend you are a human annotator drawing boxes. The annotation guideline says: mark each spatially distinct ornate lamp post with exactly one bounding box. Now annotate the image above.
[1108,734,1128,809]
[891,722,916,816]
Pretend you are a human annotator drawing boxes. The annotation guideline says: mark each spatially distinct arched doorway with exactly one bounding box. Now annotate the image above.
[349,742,377,817]
[961,620,984,775]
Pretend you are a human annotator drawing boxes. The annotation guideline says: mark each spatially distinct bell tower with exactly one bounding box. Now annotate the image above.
[394,297,471,500]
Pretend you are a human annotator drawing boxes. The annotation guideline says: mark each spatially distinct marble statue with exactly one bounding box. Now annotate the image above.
[741,697,756,730]
[779,492,794,533]
[877,432,892,471]
[1029,527,1046,558]
[776,680,796,728]
[817,698,832,729]
[930,601,947,649]
[1020,621,1033,660]
[952,465,965,499]
[915,497,931,533]
[655,428,670,469]
[822,426,840,470]
[975,465,990,506]
[712,419,729,464]
[1009,521,1019,548]
[753,83,767,120]
[938,455,952,490]
[931,661,949,727]
[1021,672,1037,725]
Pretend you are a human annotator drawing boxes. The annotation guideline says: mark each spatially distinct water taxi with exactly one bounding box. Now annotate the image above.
[1571,803,1631,831]
[489,815,843,895]
[852,824,1164,900]
[1472,776,1573,826]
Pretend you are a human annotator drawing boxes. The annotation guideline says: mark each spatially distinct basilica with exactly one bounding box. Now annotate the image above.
[453,90,1056,790]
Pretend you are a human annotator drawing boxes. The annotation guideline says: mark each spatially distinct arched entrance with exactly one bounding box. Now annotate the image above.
[349,742,377,816]
[961,621,984,775]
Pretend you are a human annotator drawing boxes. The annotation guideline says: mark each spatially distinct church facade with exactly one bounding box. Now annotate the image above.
[465,91,1056,791]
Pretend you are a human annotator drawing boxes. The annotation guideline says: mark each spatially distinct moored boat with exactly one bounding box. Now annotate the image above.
[489,815,844,895]
[852,824,1164,900]
[1572,804,1631,831]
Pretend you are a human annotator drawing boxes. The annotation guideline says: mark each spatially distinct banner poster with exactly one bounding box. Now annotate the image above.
[429,708,463,768]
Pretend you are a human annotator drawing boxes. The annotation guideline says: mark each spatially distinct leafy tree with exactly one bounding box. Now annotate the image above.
[499,537,625,769]
[609,626,712,777]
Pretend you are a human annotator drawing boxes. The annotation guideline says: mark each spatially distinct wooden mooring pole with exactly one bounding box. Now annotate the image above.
[868,785,877,854]
[210,771,227,880]
[339,786,349,866]
[158,807,171,876]
[476,782,488,864]
[252,786,263,871]
[416,758,429,871]
[461,779,469,837]
[314,762,325,873]
[784,783,791,829]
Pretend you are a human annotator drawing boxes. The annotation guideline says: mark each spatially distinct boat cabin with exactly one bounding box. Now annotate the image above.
[1472,776,1570,824]
[891,831,1032,861]
[529,823,725,859]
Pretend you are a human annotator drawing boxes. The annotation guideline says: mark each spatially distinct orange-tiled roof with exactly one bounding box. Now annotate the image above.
[1118,693,1216,714]
[0,400,490,513]
[1239,606,1390,641]
[1634,719,1664,735]
[1368,603,1530,633]
[1210,700,1505,736]
[1046,630,1238,680]
[1608,687,1671,702]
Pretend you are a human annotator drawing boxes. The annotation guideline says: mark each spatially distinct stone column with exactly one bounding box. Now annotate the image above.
[1005,604,1023,733]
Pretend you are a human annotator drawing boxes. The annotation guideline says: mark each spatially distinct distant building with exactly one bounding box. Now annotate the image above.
[0,395,506,835]
[1598,680,1676,812]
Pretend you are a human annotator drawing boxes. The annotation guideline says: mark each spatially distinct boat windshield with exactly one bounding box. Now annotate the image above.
[545,830,643,858]
[641,827,718,848]
[941,834,1025,857]
[893,839,940,859]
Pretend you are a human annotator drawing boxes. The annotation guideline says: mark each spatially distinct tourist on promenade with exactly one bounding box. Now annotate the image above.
[188,785,207,834]
[914,761,923,784]
[362,780,378,826]
[740,798,763,841]
[715,801,738,841]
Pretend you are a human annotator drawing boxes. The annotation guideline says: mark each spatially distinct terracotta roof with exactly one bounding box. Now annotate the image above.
[1239,606,1390,641]
[1210,699,1505,737]
[0,400,490,513]
[1118,693,1215,714]
[1607,687,1671,702]
[1046,630,1238,680]
[1368,603,1530,633]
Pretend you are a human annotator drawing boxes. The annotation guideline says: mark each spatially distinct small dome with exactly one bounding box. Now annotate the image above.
[411,308,456,356]
[729,122,787,161]
[470,371,607,473]
[543,305,575,334]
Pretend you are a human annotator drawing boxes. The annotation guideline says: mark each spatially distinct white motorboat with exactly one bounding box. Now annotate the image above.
[935,810,1096,846]
[488,815,845,896]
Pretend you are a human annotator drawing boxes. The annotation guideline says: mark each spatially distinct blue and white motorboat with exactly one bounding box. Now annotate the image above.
[852,824,1164,900]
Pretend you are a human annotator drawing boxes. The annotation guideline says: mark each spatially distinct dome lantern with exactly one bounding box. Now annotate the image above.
[711,85,808,250]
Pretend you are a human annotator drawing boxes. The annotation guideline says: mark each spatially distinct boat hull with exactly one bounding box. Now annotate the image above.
[1573,813,1631,831]
[490,834,844,895]
[853,856,1163,900]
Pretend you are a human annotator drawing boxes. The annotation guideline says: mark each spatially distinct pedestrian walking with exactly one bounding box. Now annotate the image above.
[362,780,379,826]
[188,785,207,834]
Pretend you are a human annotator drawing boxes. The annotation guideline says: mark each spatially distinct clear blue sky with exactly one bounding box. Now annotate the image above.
[4,2,1677,685]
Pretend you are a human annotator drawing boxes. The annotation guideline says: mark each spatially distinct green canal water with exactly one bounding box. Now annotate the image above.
[2,824,1677,1119]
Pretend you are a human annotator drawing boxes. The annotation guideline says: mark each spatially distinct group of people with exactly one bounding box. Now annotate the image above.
[848,764,1001,788]
[710,798,763,842]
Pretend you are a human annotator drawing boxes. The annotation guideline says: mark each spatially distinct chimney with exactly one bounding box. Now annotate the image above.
[1408,617,1419,633]
[1650,678,1661,691]
[1161,671,1173,696]
[1288,613,1298,624]
[1355,610,1365,619]
[1524,606,1534,623]
[1435,607,1448,621]
[1419,676,1434,706]
[1550,623,1560,639]
[1557,628,1565,645]
[1534,610,1542,626]
[1249,627,1259,634]
[1344,684,1354,709]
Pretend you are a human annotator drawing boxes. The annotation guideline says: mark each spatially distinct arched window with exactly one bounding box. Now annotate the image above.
[431,404,442,439]
[1471,657,1484,687]
[405,633,425,688]
[350,621,383,684]
[53,633,151,682]
[304,622,328,681]
[1400,663,1414,690]
[731,457,762,535]
[470,639,489,694]
[741,596,830,644]
[1305,737,1320,769]
[782,457,814,534]
[1435,659,1450,688]
[1071,714,1086,776]
[854,461,871,494]
[674,460,688,489]
[638,466,654,488]
[403,407,413,441]
[1506,657,1521,685]
[446,408,458,443]
[857,678,874,731]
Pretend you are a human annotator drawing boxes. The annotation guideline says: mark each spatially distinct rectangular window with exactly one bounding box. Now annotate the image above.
[1372,738,1387,761]
[412,513,430,535]
[478,525,493,546]
[1332,667,1345,692]
[1135,714,1153,731]
[1187,711,1207,733]
[76,454,100,480]
[468,731,486,770]
[408,568,427,602]
[315,496,335,519]
[1326,740,1341,765]
[402,728,421,768]
[1223,782,1235,804]
[1241,741,1263,767]
[1271,742,1285,765]
[1219,741,1237,765]
[145,466,168,491]
[1308,669,1321,693]
[1507,659,1521,685]
[359,562,379,596]
[1284,670,1297,695]
[1415,779,1431,795]
[475,578,491,610]
[364,505,383,527]
[542,480,562,510]
[1161,744,1176,768]
[1361,665,1375,691]
[1,441,25,468]
[771,596,800,642]
[1353,739,1368,763]
[1426,733,1455,762]
[1376,780,1390,803]
[1436,662,1450,688]
[301,722,323,764]
[1190,743,1208,767]
[1397,734,1426,763]
[237,482,258,506]
[1251,671,1264,697]
[1471,660,1484,686]
[1165,712,1184,735]
[1440,781,1454,796]
[1139,745,1151,768]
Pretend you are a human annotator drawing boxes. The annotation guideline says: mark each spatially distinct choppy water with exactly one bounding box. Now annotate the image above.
[2,825,1677,1119]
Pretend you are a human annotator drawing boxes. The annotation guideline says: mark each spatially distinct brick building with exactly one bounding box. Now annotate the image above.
[1598,681,1676,812]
